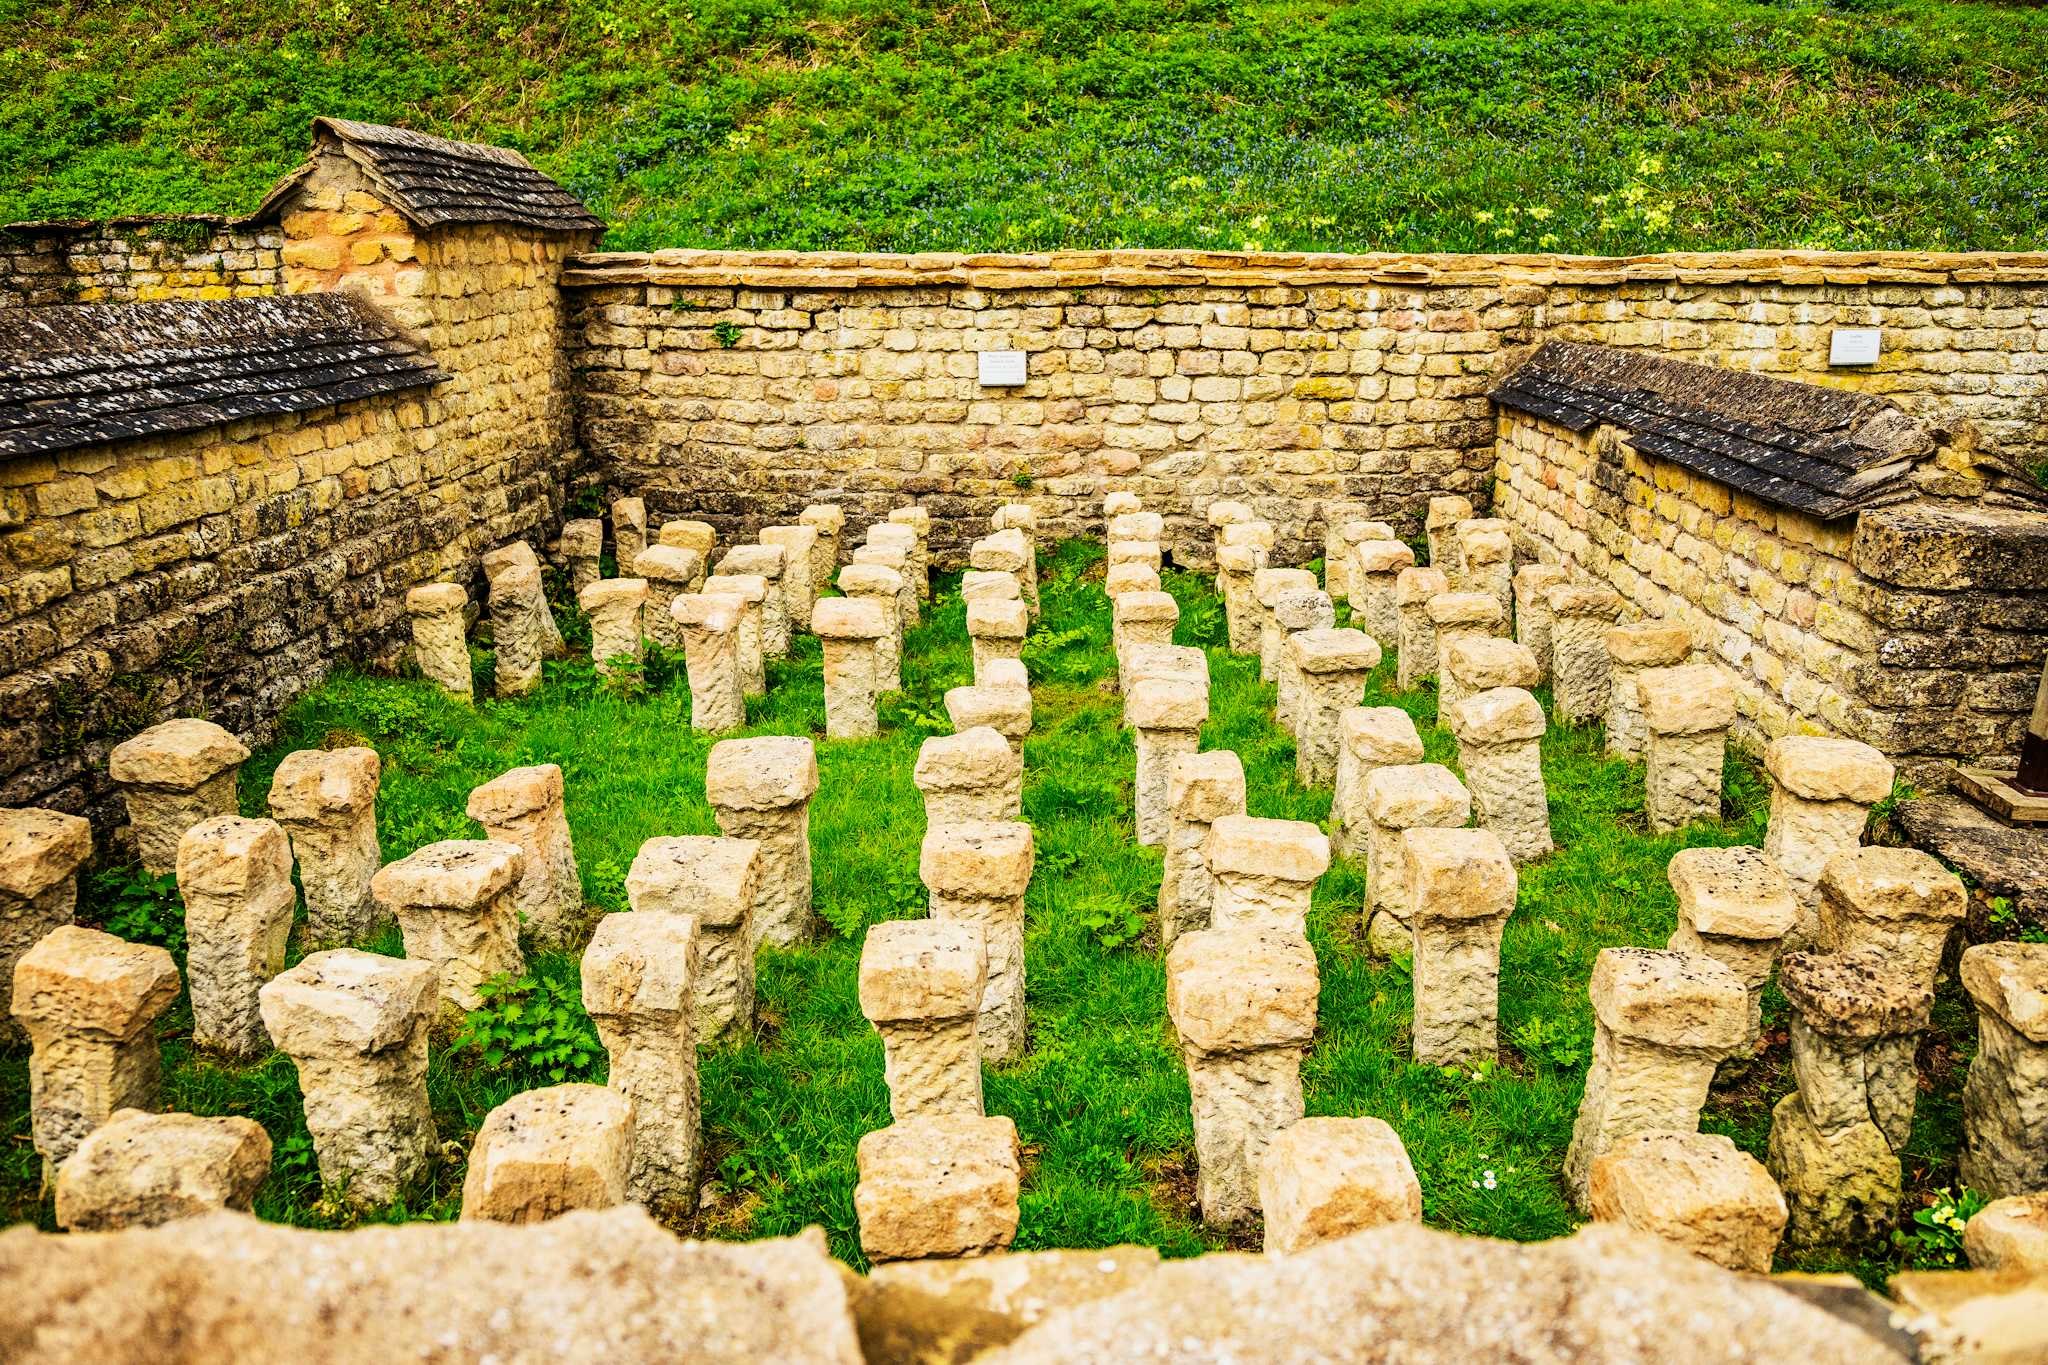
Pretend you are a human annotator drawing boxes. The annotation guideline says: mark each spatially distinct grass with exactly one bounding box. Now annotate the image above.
[2,0,2045,253]
[0,538,1975,1283]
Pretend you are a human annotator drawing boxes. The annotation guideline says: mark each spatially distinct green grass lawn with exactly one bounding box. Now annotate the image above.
[2,0,2044,252]
[0,539,1974,1280]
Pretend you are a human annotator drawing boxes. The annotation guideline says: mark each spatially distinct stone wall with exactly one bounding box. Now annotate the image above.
[0,219,283,308]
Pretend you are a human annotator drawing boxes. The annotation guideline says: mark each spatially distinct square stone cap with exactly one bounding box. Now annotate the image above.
[1764,737,1894,804]
[1446,687,1546,745]
[1103,492,1144,517]
[470,1083,633,1165]
[1458,527,1513,565]
[1126,643,1208,690]
[1514,564,1570,596]
[108,718,250,790]
[1545,585,1626,619]
[799,504,846,531]
[1107,540,1161,566]
[1166,926,1319,1053]
[466,763,565,826]
[1638,664,1737,736]
[839,564,905,598]
[947,685,1033,738]
[1104,564,1162,597]
[627,835,760,928]
[670,594,742,632]
[888,505,931,532]
[1108,512,1164,542]
[961,570,1022,602]
[1606,621,1694,667]
[1362,764,1472,828]
[857,1113,1020,1187]
[858,919,987,1023]
[816,597,894,640]
[1273,590,1335,633]
[706,736,819,809]
[0,807,93,900]
[632,545,706,584]
[10,925,179,1036]
[992,503,1037,532]
[658,520,716,553]
[1959,942,2048,1042]
[1778,946,1934,1040]
[1290,628,1381,675]
[1589,947,1749,1049]
[1220,521,1275,549]
[1216,544,1265,573]
[761,524,819,555]
[372,839,524,909]
[864,525,917,553]
[1402,827,1517,921]
[581,910,699,1019]
[965,597,1031,639]
[1127,678,1209,732]
[702,573,769,605]
[1204,815,1329,883]
[612,495,646,522]
[1425,592,1503,627]
[921,820,1035,897]
[1261,1116,1420,1224]
[1336,519,1396,545]
[971,529,1030,572]
[1169,750,1246,822]
[714,544,786,579]
[257,948,438,1056]
[1393,567,1451,606]
[1819,846,1965,926]
[1340,707,1425,765]
[1588,1131,1785,1225]
[1354,541,1416,574]
[914,727,1021,793]
[1254,569,1318,606]
[1444,637,1539,690]
[481,541,541,579]
[175,816,292,898]
[980,658,1030,691]
[559,519,603,554]
[1206,499,1254,526]
[1113,591,1179,625]
[489,562,542,598]
[406,582,467,615]
[1426,496,1474,530]
[1667,846,1798,940]
[579,577,649,612]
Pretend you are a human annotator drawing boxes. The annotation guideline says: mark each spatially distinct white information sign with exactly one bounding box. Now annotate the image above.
[1829,328,1882,367]
[978,350,1028,386]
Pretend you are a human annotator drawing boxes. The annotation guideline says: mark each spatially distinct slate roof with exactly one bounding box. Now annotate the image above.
[1489,341,1939,519]
[0,295,445,458]
[256,118,604,236]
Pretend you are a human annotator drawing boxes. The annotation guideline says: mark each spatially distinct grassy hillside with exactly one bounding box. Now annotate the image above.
[1,0,2045,254]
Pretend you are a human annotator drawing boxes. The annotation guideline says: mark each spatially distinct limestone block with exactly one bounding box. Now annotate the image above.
[108,718,250,876]
[634,546,709,649]
[460,1084,635,1224]
[580,909,701,1210]
[1438,634,1537,723]
[800,504,844,586]
[1767,1093,1900,1252]
[560,518,603,596]
[1290,628,1380,789]
[1393,567,1451,692]
[1404,827,1516,1065]
[488,562,548,697]
[1254,569,1319,684]
[1965,1193,2048,1273]
[626,835,760,1045]
[966,596,1031,688]
[580,577,647,677]
[1128,679,1208,847]
[839,563,906,693]
[1331,707,1424,859]
[1763,736,1895,938]
[1425,594,1506,699]
[1103,491,1143,519]
[371,839,525,1014]
[1776,947,1932,1148]
[176,817,294,1058]
[1166,926,1319,1230]
[921,821,1034,1063]
[706,736,819,948]
[1445,687,1552,865]
[854,539,922,632]
[257,948,438,1208]
[1112,590,1178,695]
[945,684,1033,753]
[887,506,933,602]
[1455,521,1514,624]
[760,524,821,632]
[1362,764,1471,957]
[1272,589,1336,734]
[1816,845,1965,995]
[1564,947,1749,1210]
[1159,750,1247,950]
[1258,1116,1421,1255]
[1603,622,1694,760]
[481,541,565,657]
[612,496,648,569]
[859,919,987,1120]
[1425,495,1473,578]
[11,925,180,1176]
[466,764,582,948]
[1545,585,1627,726]
[915,727,1023,826]
[269,747,382,944]
[671,594,747,732]
[1587,1131,1787,1273]
[1204,816,1329,935]
[1958,942,2048,1200]
[714,544,790,655]
[1322,514,1393,603]
[406,582,473,702]
[1640,664,1737,833]
[972,528,1037,615]
[1216,542,1268,654]
[1206,499,1253,527]
[855,1115,1021,1262]
[963,569,1023,605]
[1108,511,1163,546]
[1103,562,1159,600]
[1666,846,1798,1050]
[658,519,717,568]
[0,807,92,1043]
[1350,540,1414,649]
[991,502,1036,547]
[865,525,924,615]
[1512,564,1570,686]
[816,597,892,738]
[702,572,769,697]
[1107,539,1162,572]
[54,1109,270,1232]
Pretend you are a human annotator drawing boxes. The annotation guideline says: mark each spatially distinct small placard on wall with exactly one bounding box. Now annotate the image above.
[978,350,1028,386]
[1829,328,1882,367]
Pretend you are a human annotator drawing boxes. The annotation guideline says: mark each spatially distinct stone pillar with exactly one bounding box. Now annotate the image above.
[1512,565,1570,685]
[1424,495,1473,579]
[972,527,1038,618]
[815,597,893,738]
[581,909,700,1210]
[1114,591,1179,695]
[1445,687,1552,864]
[1439,635,1538,726]
[1350,541,1414,648]
[760,524,821,633]
[176,816,295,1059]
[945,678,1034,754]
[54,1108,271,1232]
[864,526,923,621]
[1104,562,1161,601]
[1641,664,1737,833]
[702,572,768,698]
[1273,589,1336,735]
[1604,621,1694,760]
[612,496,648,569]
[259,948,438,1208]
[800,504,846,588]
[1292,629,1380,789]
[856,1114,1021,1263]
[1762,736,1895,937]
[481,541,565,656]
[1204,815,1329,935]
[859,919,988,1120]
[1258,1116,1421,1254]
[1666,845,1798,1053]
[11,926,179,1178]
[466,764,583,949]
[1324,517,1394,604]
[1126,643,1207,700]
[488,561,548,697]
[633,545,707,650]
[963,568,1023,608]
[0,808,92,1045]
[405,582,473,702]
[1545,585,1627,726]
[371,839,525,1015]
[1109,509,1164,552]
[1166,926,1318,1230]
[921,821,1033,1063]
[914,727,1023,825]
[107,718,250,877]
[1424,592,1505,709]
[1159,750,1246,950]
[840,563,906,692]
[1254,568,1318,684]
[1108,539,1162,574]
[1129,679,1208,848]
[1958,942,2048,1200]
[625,834,758,1045]
[1405,826,1516,1065]
[560,518,603,596]
[658,520,715,588]
[671,594,746,732]
[888,506,933,601]
[1587,1130,1788,1274]
[714,544,790,656]
[1331,708,1424,860]
[706,736,820,947]
[580,577,647,677]
[1217,543,1268,654]
[992,501,1037,548]
[1564,947,1748,1211]
[966,596,1031,687]
[1393,567,1451,693]
[1455,521,1514,624]
[460,1084,635,1224]
[1361,763,1471,957]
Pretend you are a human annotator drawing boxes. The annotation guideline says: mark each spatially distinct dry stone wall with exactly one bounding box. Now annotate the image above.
[1,219,284,309]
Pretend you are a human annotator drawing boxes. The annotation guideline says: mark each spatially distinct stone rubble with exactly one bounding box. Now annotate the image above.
[1405,826,1517,1066]
[1444,686,1553,863]
[921,820,1034,1064]
[371,838,525,1015]
[580,909,702,1211]
[859,918,988,1120]
[706,735,820,947]
[626,834,760,1045]
[175,816,295,1058]
[53,1108,271,1232]
[466,763,583,948]
[460,1083,636,1224]
[107,718,251,877]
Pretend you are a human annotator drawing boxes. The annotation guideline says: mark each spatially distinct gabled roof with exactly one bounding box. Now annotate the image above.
[0,295,445,458]
[1488,341,1939,520]
[256,117,604,236]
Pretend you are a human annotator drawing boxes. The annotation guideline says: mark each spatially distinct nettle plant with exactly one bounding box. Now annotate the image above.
[451,972,604,1086]
[90,864,186,956]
